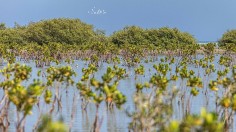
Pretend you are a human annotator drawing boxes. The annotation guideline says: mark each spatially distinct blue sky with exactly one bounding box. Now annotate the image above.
[0,0,235,41]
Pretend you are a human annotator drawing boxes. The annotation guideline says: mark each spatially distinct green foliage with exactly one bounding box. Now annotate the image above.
[37,115,68,132]
[202,43,216,55]
[44,90,53,104]
[219,29,236,47]
[0,18,200,55]
[146,27,196,48]
[1,18,236,132]
[0,64,44,115]
[111,26,196,49]
[0,28,25,44]
[24,18,95,45]
[0,23,6,30]
[0,63,32,81]
[135,65,145,75]
[91,66,127,107]
[0,18,96,45]
[46,66,76,86]
[176,108,224,132]
[111,26,147,46]
[8,80,45,115]
[77,65,127,108]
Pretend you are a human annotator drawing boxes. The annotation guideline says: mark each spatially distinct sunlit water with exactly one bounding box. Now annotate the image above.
[1,55,236,132]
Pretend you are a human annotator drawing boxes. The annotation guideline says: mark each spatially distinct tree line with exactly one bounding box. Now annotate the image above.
[0,18,235,49]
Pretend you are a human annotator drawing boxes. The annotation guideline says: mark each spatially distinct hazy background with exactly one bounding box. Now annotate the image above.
[0,0,235,41]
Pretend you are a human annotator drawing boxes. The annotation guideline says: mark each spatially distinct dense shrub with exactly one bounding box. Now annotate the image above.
[111,26,196,49]
[0,18,197,50]
[24,18,95,45]
[0,28,25,44]
[111,26,148,46]
[219,29,236,47]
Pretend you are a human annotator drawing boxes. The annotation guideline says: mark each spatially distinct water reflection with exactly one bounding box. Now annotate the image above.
[0,55,236,131]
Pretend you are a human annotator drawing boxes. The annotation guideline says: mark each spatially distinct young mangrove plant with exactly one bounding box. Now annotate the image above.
[0,63,45,131]
[77,64,98,110]
[77,65,127,132]
[46,66,76,113]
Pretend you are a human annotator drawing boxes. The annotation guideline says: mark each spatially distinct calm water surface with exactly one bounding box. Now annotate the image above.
[1,55,236,132]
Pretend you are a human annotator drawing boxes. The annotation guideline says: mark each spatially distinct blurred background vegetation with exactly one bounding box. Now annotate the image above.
[0,18,196,47]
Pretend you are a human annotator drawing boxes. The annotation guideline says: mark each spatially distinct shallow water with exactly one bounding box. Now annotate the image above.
[1,55,236,132]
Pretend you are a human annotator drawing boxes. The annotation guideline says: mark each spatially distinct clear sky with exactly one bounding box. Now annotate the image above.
[0,0,235,41]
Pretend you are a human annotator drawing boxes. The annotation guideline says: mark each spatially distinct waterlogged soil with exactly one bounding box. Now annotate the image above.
[1,55,236,132]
